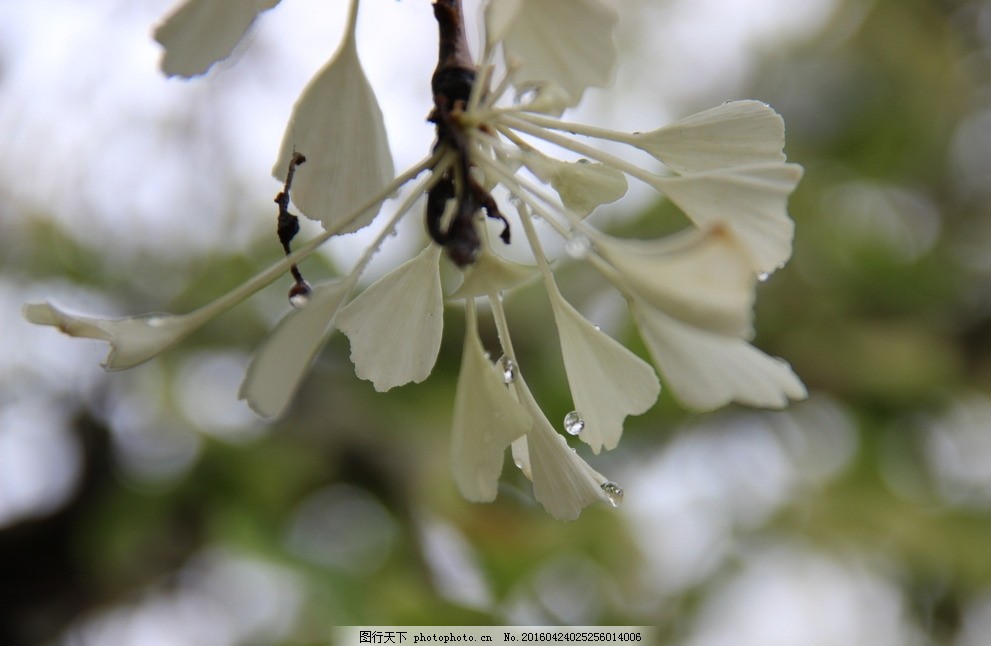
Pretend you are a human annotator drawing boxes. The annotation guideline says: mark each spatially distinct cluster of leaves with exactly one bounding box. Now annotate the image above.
[5,0,991,643]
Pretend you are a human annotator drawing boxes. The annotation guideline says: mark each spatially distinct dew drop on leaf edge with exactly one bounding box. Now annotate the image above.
[564,410,585,435]
[499,355,516,384]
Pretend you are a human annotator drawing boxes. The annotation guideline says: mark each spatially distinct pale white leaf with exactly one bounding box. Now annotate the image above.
[272,10,394,234]
[652,163,803,274]
[25,238,343,372]
[633,100,786,174]
[239,280,352,418]
[526,416,611,521]
[448,248,536,299]
[497,0,618,106]
[522,153,627,217]
[23,302,202,370]
[514,381,611,520]
[154,0,280,78]
[451,324,531,502]
[549,290,659,454]
[592,226,756,336]
[632,300,807,411]
[337,246,443,391]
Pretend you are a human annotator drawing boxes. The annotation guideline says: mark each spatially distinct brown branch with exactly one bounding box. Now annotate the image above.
[426,0,509,267]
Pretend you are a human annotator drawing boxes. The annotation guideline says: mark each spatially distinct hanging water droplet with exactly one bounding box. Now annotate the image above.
[563,411,585,435]
[499,355,516,384]
[757,271,770,282]
[508,194,523,207]
[601,481,624,507]
[288,281,313,309]
[565,235,591,259]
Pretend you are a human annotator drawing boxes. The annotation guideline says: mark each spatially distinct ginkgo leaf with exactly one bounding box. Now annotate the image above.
[524,412,612,520]
[632,300,807,411]
[549,289,659,454]
[631,100,786,174]
[25,239,343,372]
[451,321,531,502]
[522,152,627,217]
[337,246,443,391]
[492,0,618,106]
[272,0,394,234]
[513,380,612,520]
[23,302,201,370]
[651,163,803,274]
[592,226,756,337]
[448,248,536,299]
[154,0,280,78]
[239,280,353,418]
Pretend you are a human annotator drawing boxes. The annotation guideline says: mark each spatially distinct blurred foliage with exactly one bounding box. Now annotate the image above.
[5,0,991,644]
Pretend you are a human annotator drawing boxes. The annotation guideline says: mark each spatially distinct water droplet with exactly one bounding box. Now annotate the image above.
[499,355,516,384]
[564,411,585,435]
[565,235,591,259]
[514,85,538,105]
[288,281,312,309]
[601,481,624,507]
[508,194,523,207]
[757,271,770,282]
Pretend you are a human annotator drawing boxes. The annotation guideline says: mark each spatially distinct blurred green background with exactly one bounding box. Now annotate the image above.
[3,0,991,644]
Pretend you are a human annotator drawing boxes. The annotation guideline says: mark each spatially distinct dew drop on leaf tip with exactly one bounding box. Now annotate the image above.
[288,281,312,309]
[601,481,624,507]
